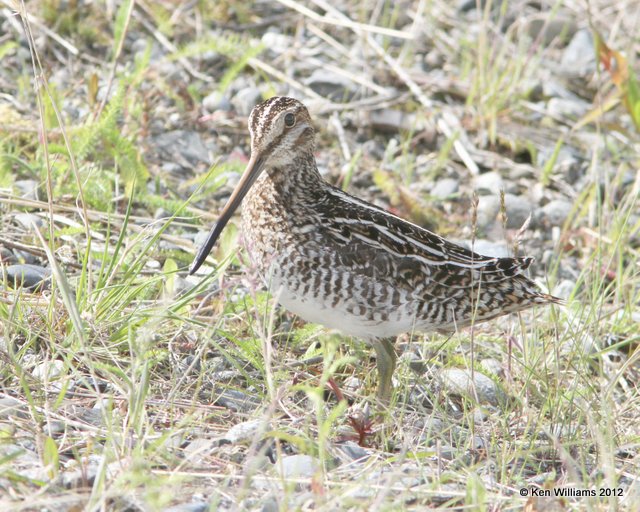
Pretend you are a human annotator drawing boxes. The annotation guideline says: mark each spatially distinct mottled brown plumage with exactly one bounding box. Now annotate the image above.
[191,96,560,403]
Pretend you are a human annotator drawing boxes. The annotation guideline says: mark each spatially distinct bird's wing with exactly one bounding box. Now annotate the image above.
[315,186,532,286]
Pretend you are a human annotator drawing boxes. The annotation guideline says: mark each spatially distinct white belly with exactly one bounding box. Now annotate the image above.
[268,280,416,340]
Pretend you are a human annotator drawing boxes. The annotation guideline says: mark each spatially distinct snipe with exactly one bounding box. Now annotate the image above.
[190,96,560,404]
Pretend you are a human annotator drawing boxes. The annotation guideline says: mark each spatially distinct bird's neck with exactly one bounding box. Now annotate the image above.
[259,151,323,203]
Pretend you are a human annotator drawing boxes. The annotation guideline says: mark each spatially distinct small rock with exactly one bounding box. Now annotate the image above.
[0,397,29,420]
[337,441,369,463]
[13,213,43,229]
[361,139,385,160]
[78,408,107,428]
[224,419,267,444]
[278,454,320,479]
[471,435,488,451]
[306,69,357,102]
[554,279,575,300]
[480,358,503,378]
[474,171,503,195]
[261,32,293,55]
[523,16,577,46]
[464,239,510,258]
[473,408,489,423]
[438,368,506,407]
[367,109,416,134]
[213,388,259,412]
[0,247,14,264]
[503,193,533,229]
[438,444,457,460]
[430,178,460,199]
[559,332,597,358]
[32,360,65,381]
[542,79,581,100]
[457,0,486,12]
[232,87,263,116]
[202,91,232,112]
[151,131,210,169]
[13,250,37,264]
[547,97,590,119]
[538,199,573,226]
[260,496,279,512]
[342,376,363,394]
[476,195,501,229]
[536,145,583,184]
[161,502,209,512]
[560,29,596,77]
[5,264,51,290]
[14,179,39,200]
[44,420,66,436]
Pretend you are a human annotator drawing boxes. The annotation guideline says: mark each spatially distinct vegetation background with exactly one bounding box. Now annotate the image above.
[0,0,638,510]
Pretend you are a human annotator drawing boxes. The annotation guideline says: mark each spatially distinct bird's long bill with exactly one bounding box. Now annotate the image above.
[189,154,265,275]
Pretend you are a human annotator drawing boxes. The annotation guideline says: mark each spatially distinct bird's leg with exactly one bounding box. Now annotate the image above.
[373,337,397,405]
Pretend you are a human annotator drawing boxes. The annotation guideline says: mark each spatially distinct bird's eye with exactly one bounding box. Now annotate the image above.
[284,112,296,127]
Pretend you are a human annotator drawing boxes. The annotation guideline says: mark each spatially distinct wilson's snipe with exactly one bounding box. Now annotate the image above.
[191,96,560,403]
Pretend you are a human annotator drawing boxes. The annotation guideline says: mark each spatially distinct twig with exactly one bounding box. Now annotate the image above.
[247,56,324,100]
[276,0,414,40]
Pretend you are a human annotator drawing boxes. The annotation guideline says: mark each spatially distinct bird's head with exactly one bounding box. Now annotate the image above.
[189,96,315,274]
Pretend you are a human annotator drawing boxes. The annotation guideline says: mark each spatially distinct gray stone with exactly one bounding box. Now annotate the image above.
[361,139,385,160]
[547,97,590,119]
[13,213,42,229]
[539,199,573,226]
[261,496,279,512]
[438,368,506,407]
[0,247,14,264]
[232,87,263,116]
[32,360,65,381]
[337,441,369,462]
[0,397,29,420]
[503,193,533,229]
[213,388,260,413]
[224,419,267,444]
[13,250,37,264]
[5,264,51,290]
[480,358,503,377]
[523,16,577,46]
[367,109,416,134]
[474,171,503,195]
[465,239,510,258]
[78,408,107,428]
[554,279,576,300]
[278,454,320,479]
[438,444,457,460]
[161,503,209,512]
[261,32,293,55]
[458,0,485,12]
[431,178,460,199]
[476,195,501,229]
[152,131,210,169]
[202,91,232,112]
[542,79,581,100]
[44,420,66,436]
[306,69,357,102]
[14,179,39,200]
[536,145,583,184]
[342,376,363,394]
[561,29,596,77]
